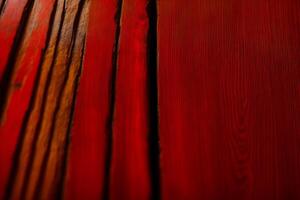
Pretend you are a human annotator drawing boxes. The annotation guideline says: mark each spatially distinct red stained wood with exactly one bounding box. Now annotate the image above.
[158,0,300,199]
[0,0,299,199]
[109,0,151,199]
[0,0,27,81]
[0,0,56,198]
[64,0,118,199]
[0,0,89,199]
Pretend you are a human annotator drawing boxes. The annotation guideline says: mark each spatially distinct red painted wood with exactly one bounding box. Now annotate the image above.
[0,0,299,199]
[109,0,151,199]
[0,1,56,198]
[0,0,27,80]
[158,0,300,199]
[64,0,118,199]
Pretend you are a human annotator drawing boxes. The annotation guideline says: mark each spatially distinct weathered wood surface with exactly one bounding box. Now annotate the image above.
[0,0,60,198]
[0,0,299,200]
[0,0,89,199]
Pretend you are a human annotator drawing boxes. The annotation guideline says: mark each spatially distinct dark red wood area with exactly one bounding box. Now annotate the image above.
[158,0,300,199]
[0,0,299,200]
[109,0,152,199]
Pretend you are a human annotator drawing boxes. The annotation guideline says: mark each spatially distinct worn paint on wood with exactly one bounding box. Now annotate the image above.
[0,0,89,199]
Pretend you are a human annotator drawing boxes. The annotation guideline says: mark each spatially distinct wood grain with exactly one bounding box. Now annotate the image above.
[0,0,89,199]
[157,0,300,199]
[64,0,118,199]
[108,0,153,199]
[0,0,58,198]
[0,0,299,199]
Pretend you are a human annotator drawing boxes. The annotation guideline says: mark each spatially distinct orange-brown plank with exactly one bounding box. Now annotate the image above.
[36,1,89,199]
[64,0,119,199]
[158,0,300,199]
[109,0,153,199]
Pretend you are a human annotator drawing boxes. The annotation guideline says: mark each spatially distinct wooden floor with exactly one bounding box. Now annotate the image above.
[0,0,299,199]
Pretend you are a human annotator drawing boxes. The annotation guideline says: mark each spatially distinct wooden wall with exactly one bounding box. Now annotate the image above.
[0,0,299,199]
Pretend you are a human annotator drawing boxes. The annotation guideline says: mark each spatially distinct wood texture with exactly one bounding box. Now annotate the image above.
[0,0,89,199]
[0,0,58,198]
[64,0,118,199]
[158,0,300,199]
[108,0,153,199]
[0,0,299,199]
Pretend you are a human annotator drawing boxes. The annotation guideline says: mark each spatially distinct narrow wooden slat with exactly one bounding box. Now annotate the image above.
[0,0,57,198]
[109,0,153,199]
[64,0,119,199]
[158,0,300,199]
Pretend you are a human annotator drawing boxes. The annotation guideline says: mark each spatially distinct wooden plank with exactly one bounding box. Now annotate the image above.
[0,0,57,198]
[157,0,300,199]
[1,0,89,199]
[63,0,119,199]
[108,0,154,199]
